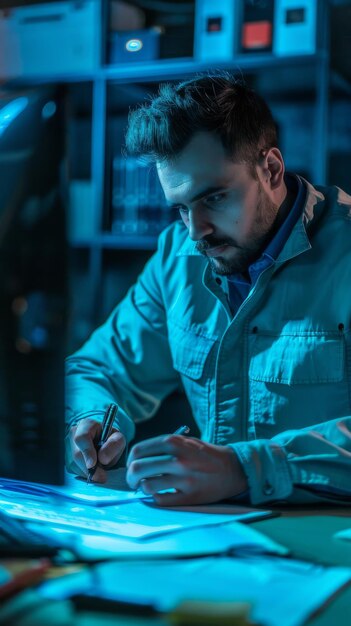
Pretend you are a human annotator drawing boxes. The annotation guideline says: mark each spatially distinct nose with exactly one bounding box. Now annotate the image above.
[185,208,213,241]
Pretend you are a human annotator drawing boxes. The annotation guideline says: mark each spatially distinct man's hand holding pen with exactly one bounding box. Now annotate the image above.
[126,433,248,506]
[67,407,248,502]
[66,403,126,483]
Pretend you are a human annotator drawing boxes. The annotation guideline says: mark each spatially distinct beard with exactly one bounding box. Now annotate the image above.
[196,185,279,276]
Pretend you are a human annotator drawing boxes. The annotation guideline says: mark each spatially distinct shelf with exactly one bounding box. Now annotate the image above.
[102,53,327,83]
[5,51,327,87]
[70,234,158,251]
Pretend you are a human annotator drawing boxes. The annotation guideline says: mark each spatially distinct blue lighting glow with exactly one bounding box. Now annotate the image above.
[0,97,28,137]
[42,101,57,119]
[125,38,143,53]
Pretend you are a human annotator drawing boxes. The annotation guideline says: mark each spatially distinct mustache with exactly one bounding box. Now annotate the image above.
[196,237,237,253]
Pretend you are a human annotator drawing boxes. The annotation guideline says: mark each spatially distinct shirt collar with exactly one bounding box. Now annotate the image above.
[227,173,306,285]
[263,172,306,262]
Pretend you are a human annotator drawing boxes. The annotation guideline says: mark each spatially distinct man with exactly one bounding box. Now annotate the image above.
[66,73,351,506]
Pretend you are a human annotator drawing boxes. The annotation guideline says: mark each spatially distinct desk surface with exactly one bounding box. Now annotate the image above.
[1,508,350,626]
[252,509,351,626]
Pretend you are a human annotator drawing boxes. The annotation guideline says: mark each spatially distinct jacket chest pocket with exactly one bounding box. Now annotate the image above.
[168,321,217,436]
[249,333,344,384]
[248,332,348,437]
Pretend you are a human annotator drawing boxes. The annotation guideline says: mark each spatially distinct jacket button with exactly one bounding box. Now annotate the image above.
[263,480,274,496]
[338,323,344,332]
[252,326,258,334]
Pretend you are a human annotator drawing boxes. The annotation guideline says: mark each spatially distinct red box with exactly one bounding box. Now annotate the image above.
[242,21,272,49]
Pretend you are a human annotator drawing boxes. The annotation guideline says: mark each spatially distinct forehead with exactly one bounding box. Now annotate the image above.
[156,132,249,202]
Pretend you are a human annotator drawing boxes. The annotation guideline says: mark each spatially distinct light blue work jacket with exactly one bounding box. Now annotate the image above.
[66,180,351,505]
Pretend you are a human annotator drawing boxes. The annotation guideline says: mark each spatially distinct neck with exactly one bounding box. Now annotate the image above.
[274,181,296,230]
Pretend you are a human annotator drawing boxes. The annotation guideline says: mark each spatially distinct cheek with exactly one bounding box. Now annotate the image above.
[221,192,252,235]
[238,193,261,234]
[225,203,249,234]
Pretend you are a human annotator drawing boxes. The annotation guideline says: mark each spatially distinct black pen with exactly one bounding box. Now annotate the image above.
[87,403,119,483]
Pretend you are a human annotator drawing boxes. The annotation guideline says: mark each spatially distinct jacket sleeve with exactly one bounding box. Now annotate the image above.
[65,231,180,443]
[230,416,351,505]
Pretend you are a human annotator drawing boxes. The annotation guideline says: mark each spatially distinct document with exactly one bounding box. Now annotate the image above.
[0,467,278,547]
[0,469,146,506]
[38,554,351,626]
[3,469,267,509]
[25,518,287,561]
[0,465,281,569]
[0,496,276,540]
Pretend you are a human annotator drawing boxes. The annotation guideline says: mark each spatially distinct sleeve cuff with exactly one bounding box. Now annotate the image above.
[229,440,294,505]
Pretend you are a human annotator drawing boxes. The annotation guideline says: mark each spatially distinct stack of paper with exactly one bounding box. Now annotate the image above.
[0,467,281,561]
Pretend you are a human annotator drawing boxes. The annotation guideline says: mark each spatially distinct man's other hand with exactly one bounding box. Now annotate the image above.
[126,434,248,505]
[66,418,126,483]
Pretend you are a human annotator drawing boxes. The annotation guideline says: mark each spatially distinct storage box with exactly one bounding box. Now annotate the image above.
[241,0,274,53]
[194,0,239,61]
[274,0,317,56]
[0,1,101,79]
[108,28,160,64]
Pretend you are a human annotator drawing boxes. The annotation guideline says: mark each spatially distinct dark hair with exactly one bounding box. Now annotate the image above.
[124,72,278,166]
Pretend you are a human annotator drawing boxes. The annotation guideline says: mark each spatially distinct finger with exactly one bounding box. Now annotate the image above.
[72,442,91,476]
[66,427,93,478]
[86,465,108,484]
[74,420,101,469]
[127,434,187,466]
[98,431,126,466]
[126,454,178,489]
[66,443,87,478]
[152,490,194,507]
[140,474,186,496]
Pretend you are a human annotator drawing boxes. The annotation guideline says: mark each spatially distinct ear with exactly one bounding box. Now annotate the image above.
[258,148,285,190]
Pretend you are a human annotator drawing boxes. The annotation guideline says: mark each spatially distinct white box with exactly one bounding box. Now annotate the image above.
[194,0,239,62]
[274,0,317,56]
[0,1,101,79]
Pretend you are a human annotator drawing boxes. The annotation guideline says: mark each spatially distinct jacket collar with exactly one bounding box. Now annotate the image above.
[275,178,325,264]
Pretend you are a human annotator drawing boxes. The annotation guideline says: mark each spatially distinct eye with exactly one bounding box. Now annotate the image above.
[206,191,226,204]
[177,206,189,216]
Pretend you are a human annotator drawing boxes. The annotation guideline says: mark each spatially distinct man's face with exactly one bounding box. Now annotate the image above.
[157,131,280,276]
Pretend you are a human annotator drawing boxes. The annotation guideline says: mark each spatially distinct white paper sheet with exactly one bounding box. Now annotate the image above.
[38,555,351,626]
[25,518,287,560]
[0,495,276,539]
[0,468,145,506]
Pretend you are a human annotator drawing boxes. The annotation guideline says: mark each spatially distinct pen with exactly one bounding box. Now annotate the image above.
[87,403,119,484]
[173,425,190,436]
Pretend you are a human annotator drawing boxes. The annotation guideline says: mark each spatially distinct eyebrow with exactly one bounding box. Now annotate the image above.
[166,185,224,208]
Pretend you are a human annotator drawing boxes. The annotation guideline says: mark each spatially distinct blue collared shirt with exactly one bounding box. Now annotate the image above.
[227,173,306,315]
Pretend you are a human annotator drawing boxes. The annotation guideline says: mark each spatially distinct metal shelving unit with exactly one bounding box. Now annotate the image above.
[75,1,332,328]
[3,0,346,337]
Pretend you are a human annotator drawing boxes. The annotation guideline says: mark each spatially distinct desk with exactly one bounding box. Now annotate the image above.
[1,508,350,626]
[251,508,351,626]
